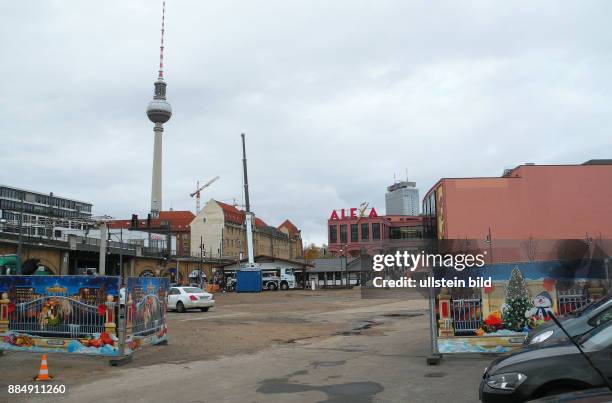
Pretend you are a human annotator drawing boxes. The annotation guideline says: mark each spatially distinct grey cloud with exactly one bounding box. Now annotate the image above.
[2,0,612,245]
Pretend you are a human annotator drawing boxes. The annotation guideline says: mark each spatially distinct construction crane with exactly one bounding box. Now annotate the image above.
[190,176,220,213]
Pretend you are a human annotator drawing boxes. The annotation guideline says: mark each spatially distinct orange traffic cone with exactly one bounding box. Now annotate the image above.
[35,354,52,381]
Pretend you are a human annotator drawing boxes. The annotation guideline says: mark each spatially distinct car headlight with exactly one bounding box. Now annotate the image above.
[529,330,554,344]
[486,372,527,391]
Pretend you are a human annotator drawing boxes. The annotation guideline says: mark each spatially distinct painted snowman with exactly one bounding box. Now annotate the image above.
[525,291,554,321]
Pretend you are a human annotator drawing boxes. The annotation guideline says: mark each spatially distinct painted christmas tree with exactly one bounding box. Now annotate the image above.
[502,267,532,332]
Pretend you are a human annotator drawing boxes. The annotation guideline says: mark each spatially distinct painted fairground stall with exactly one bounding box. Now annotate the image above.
[432,259,610,355]
[0,275,168,364]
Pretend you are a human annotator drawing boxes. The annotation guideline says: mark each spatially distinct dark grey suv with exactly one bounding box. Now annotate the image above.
[480,321,612,402]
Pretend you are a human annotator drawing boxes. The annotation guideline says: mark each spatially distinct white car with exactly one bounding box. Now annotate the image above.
[167,286,215,313]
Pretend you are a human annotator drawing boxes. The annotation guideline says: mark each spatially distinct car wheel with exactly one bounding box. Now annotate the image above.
[280,282,289,290]
[267,282,277,291]
[200,307,210,312]
[176,301,186,313]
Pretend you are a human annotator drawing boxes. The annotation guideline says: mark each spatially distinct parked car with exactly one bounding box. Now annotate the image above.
[525,293,612,346]
[529,387,612,402]
[167,286,214,313]
[480,320,612,403]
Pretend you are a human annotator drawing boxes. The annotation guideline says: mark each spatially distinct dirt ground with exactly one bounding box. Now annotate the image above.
[0,289,422,387]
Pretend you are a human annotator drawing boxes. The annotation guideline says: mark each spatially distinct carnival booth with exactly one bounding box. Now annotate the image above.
[430,258,609,358]
[0,275,169,364]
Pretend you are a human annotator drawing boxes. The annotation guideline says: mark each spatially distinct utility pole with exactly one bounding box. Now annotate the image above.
[344,245,348,287]
[485,227,493,264]
[16,192,24,273]
[99,222,108,275]
[200,235,204,287]
[119,227,123,284]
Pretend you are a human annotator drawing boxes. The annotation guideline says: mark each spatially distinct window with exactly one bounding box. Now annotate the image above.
[339,224,347,243]
[361,223,369,241]
[372,223,381,240]
[329,225,337,244]
[350,224,358,242]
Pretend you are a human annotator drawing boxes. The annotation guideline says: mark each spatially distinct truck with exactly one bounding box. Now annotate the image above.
[261,268,297,291]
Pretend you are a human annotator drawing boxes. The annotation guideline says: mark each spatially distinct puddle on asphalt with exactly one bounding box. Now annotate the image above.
[311,360,346,369]
[257,379,384,402]
[335,320,381,336]
[424,372,446,378]
[381,312,424,318]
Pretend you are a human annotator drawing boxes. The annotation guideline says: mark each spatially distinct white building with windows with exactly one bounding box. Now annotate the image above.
[0,185,93,238]
[385,180,419,216]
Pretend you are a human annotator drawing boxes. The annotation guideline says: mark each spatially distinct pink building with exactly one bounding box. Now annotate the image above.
[327,206,423,256]
[423,160,612,240]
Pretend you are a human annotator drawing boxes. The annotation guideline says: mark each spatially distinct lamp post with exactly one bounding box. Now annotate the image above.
[107,228,125,283]
[339,244,348,288]
[200,235,204,288]
[484,227,493,264]
[16,193,24,273]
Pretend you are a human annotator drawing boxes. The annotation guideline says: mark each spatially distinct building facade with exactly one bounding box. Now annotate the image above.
[190,200,303,260]
[385,180,419,215]
[107,210,194,257]
[423,160,612,240]
[0,185,93,238]
[327,206,423,256]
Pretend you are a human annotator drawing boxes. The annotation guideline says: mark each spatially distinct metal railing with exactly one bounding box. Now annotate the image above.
[451,297,483,335]
[9,296,105,338]
[557,286,590,315]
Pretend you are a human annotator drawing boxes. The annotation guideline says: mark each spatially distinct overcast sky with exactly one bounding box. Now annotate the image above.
[2,1,612,245]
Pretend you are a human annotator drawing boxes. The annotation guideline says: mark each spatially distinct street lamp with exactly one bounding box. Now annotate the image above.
[339,244,348,288]
[16,192,24,273]
[199,235,205,287]
[484,227,493,264]
[107,228,124,284]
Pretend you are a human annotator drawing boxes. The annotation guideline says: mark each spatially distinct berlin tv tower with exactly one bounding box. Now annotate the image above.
[146,1,172,218]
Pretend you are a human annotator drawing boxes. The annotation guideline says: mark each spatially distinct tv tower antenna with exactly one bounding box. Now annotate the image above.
[158,1,166,79]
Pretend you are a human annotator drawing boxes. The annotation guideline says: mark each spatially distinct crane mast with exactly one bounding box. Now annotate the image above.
[241,133,255,264]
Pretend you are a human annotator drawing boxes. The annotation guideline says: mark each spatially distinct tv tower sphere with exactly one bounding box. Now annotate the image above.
[147,79,172,123]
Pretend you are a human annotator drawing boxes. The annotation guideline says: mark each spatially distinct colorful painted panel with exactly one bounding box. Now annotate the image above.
[124,277,169,354]
[435,260,610,353]
[0,276,121,356]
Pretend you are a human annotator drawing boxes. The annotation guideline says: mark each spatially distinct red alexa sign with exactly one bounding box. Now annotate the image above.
[330,207,378,220]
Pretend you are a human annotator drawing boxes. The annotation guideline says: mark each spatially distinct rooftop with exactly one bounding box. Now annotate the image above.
[107,210,194,233]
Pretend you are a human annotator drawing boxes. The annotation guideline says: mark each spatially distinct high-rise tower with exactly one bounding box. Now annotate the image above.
[385,180,420,215]
[146,1,172,218]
